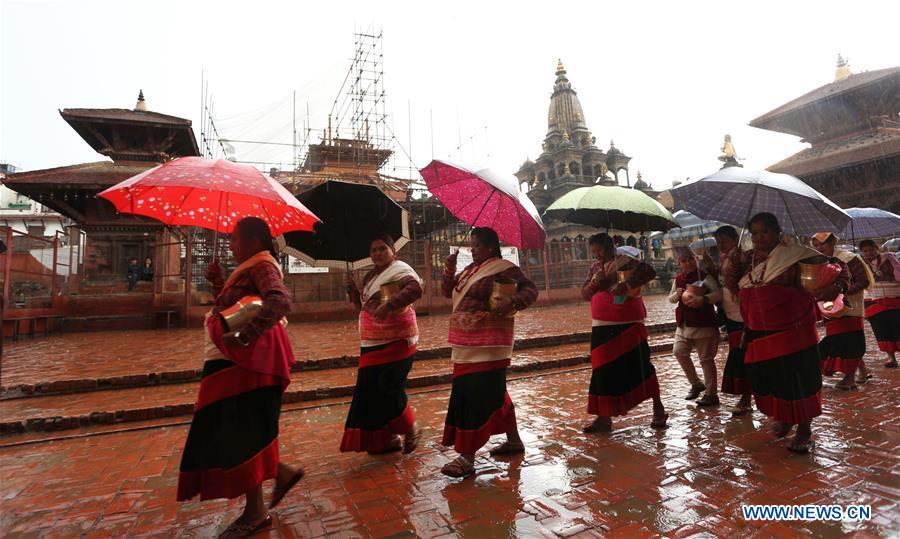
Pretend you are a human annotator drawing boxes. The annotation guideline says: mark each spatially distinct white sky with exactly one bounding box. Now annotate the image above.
[1,0,898,191]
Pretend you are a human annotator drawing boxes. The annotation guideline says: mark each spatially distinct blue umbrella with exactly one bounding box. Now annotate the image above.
[839,208,900,240]
[670,167,850,234]
[663,210,723,240]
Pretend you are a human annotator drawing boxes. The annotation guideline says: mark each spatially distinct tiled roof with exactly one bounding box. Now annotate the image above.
[767,128,900,176]
[751,67,900,128]
[3,161,152,188]
[60,108,192,126]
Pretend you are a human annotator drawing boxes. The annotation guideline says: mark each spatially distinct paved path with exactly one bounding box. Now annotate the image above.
[1,333,897,537]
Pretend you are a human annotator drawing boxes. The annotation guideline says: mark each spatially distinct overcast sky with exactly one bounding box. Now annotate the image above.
[2,0,897,191]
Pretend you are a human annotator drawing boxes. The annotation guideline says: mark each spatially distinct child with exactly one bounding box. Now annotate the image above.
[668,247,723,406]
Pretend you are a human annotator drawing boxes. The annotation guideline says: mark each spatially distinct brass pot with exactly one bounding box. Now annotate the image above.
[490,277,518,317]
[380,281,409,313]
[616,270,642,298]
[799,255,834,293]
[221,295,263,332]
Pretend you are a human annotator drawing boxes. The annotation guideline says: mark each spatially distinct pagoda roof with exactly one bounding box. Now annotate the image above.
[750,67,900,136]
[3,161,152,189]
[60,108,200,161]
[767,127,900,177]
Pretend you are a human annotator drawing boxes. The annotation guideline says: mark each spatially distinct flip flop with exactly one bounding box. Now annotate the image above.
[787,438,814,455]
[885,361,898,369]
[441,456,474,478]
[583,418,612,433]
[219,514,272,539]
[834,381,857,391]
[855,373,873,384]
[489,441,525,456]
[727,405,752,417]
[403,425,421,454]
[269,469,304,509]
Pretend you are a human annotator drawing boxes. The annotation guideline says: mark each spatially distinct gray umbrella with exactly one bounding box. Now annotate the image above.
[663,210,723,240]
[670,167,850,235]
[839,208,900,240]
[883,238,900,252]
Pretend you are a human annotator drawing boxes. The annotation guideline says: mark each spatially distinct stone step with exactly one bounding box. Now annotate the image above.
[0,323,677,399]
[0,339,676,436]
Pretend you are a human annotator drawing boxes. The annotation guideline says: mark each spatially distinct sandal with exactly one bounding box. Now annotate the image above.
[403,424,421,454]
[441,455,475,478]
[727,404,752,417]
[489,441,525,456]
[696,394,720,407]
[855,372,873,384]
[269,468,304,509]
[885,360,898,369]
[834,381,857,391]
[219,514,272,539]
[650,413,668,429]
[787,437,814,454]
[583,417,612,433]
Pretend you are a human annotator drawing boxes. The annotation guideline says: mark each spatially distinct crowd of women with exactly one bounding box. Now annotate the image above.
[171,213,899,538]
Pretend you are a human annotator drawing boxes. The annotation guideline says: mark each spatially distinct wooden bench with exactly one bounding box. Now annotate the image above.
[9,315,65,340]
[151,310,179,329]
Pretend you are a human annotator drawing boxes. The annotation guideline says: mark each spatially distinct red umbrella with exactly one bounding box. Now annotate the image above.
[98,157,319,235]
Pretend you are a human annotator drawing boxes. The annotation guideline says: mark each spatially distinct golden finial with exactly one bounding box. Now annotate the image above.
[134,89,147,112]
[556,59,566,75]
[835,54,851,82]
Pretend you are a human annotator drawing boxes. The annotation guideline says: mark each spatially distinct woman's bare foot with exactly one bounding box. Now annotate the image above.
[269,463,304,509]
[403,423,421,454]
[772,421,792,438]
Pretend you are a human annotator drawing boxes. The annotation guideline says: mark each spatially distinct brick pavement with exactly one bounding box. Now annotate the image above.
[1,297,674,388]
[0,333,897,537]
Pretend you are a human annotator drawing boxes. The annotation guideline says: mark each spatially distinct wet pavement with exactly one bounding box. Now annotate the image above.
[0,312,897,537]
[1,297,674,387]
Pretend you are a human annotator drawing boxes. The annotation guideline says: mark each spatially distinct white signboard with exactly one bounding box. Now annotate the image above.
[454,246,520,270]
[287,256,329,274]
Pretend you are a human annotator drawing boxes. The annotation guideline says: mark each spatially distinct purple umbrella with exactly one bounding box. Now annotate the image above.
[839,208,900,240]
[670,167,850,235]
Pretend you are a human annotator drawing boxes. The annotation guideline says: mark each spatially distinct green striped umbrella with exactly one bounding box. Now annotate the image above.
[543,185,678,232]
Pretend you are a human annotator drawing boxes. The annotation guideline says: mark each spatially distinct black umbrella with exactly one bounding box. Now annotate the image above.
[281,180,409,270]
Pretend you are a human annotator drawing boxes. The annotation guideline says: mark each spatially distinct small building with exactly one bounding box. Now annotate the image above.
[0,164,67,237]
[750,57,900,213]
[3,92,200,284]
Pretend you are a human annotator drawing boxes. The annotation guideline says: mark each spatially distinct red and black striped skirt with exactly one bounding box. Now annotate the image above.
[340,340,416,453]
[721,319,750,395]
[819,316,866,376]
[744,322,822,424]
[442,358,515,455]
[865,298,900,353]
[587,323,660,417]
[177,359,284,501]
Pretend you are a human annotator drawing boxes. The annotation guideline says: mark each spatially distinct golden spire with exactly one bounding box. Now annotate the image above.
[835,54,851,82]
[134,89,147,112]
[556,58,566,76]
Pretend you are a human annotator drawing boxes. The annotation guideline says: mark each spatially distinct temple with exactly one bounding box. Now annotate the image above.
[515,60,657,241]
[750,57,900,213]
[3,92,200,284]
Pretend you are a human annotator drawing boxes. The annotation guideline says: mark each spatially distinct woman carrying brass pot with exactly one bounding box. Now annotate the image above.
[811,232,874,389]
[342,233,424,455]
[177,217,303,539]
[581,233,668,433]
[439,227,538,478]
[724,213,849,453]
[859,239,900,368]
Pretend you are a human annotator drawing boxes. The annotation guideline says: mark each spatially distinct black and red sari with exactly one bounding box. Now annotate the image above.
[442,359,516,455]
[340,341,416,453]
[740,284,822,424]
[177,252,294,502]
[582,256,659,417]
[865,298,900,353]
[820,316,866,376]
[721,318,750,395]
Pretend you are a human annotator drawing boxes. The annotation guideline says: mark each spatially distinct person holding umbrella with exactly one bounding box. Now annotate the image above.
[724,213,849,453]
[439,227,538,478]
[341,233,424,455]
[859,239,900,368]
[581,233,668,433]
[811,232,874,388]
[176,217,304,538]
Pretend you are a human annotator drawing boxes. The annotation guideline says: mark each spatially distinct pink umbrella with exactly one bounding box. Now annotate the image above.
[419,160,545,249]
[98,156,319,236]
